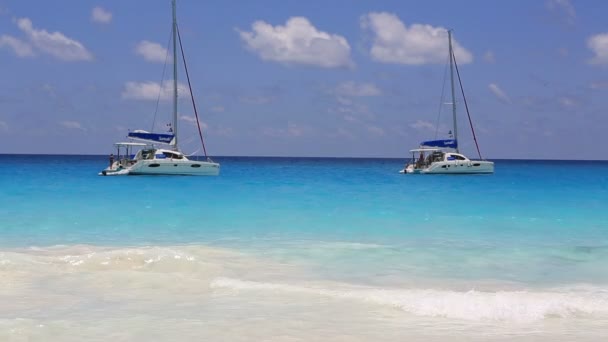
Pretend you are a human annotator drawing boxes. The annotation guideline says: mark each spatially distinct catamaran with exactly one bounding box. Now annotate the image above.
[401,30,494,175]
[100,0,219,176]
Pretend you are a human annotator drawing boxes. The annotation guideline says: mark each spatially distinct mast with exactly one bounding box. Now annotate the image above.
[448,30,458,153]
[171,0,178,150]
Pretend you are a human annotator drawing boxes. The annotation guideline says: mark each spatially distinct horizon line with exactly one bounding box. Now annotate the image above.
[0,153,607,162]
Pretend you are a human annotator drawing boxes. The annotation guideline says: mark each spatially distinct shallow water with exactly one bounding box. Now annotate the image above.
[1,155,608,340]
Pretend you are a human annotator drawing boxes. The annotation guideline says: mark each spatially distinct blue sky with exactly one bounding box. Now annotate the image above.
[0,0,607,159]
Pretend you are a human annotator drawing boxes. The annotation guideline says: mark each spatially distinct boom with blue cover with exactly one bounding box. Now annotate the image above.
[421,139,458,149]
[128,131,175,145]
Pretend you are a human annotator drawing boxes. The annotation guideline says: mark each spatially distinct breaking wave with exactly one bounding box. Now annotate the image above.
[210,277,608,322]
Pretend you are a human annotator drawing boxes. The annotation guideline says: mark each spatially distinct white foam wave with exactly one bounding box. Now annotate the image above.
[0,246,215,274]
[210,277,608,322]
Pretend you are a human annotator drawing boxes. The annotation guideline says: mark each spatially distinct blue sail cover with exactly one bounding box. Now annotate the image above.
[128,131,175,145]
[421,139,458,149]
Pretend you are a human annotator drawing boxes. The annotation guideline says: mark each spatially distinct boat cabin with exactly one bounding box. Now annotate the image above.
[407,148,471,170]
[130,148,185,160]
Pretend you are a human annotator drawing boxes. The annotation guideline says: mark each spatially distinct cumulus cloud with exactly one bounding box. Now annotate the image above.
[122,81,190,101]
[60,120,86,131]
[238,17,353,68]
[91,7,112,24]
[361,12,473,65]
[135,40,169,63]
[0,35,34,56]
[333,81,381,97]
[488,83,511,103]
[14,18,93,61]
[587,33,608,65]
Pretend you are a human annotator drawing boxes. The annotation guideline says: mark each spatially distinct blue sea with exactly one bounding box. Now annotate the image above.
[1,154,608,341]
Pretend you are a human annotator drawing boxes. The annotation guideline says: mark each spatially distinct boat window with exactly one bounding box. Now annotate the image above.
[147,150,156,160]
[139,149,156,160]
[163,152,183,159]
[452,155,466,160]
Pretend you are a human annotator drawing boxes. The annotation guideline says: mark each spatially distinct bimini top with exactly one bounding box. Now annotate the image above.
[409,148,442,153]
[420,139,458,149]
[128,130,175,145]
[114,142,149,147]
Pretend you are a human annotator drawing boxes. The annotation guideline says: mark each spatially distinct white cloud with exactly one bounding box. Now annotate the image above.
[0,35,34,56]
[334,81,381,97]
[483,50,495,63]
[122,81,190,101]
[546,0,576,24]
[409,120,435,132]
[361,12,473,65]
[587,33,608,65]
[488,83,511,104]
[238,17,353,68]
[16,18,93,61]
[60,120,86,131]
[91,7,112,24]
[135,40,169,63]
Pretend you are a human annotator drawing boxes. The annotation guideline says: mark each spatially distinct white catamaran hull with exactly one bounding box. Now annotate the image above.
[101,159,220,176]
[129,159,220,175]
[404,160,494,174]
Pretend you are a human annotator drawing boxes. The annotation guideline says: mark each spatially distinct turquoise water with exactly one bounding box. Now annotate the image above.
[2,155,608,340]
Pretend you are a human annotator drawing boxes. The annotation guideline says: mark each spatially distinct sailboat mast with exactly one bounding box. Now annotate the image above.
[448,30,458,153]
[171,0,178,150]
